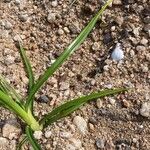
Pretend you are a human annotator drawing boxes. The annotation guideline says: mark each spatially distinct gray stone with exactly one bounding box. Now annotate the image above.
[47,12,56,23]
[14,0,20,5]
[19,14,28,22]
[140,38,148,45]
[103,32,113,44]
[136,45,146,51]
[4,55,15,65]
[4,0,12,2]
[96,138,105,149]
[59,82,69,90]
[4,21,12,30]
[66,144,76,150]
[38,95,49,103]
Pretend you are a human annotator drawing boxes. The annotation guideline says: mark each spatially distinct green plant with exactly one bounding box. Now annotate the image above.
[0,0,127,149]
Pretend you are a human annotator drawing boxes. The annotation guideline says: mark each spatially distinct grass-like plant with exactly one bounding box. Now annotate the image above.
[0,0,127,149]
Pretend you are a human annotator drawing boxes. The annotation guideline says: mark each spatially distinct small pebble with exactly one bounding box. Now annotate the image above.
[64,27,70,33]
[109,98,116,105]
[34,131,43,140]
[14,0,20,5]
[2,119,21,140]
[92,42,100,51]
[47,12,56,23]
[4,20,12,30]
[115,16,124,26]
[57,28,64,35]
[0,137,9,149]
[13,34,22,42]
[66,144,76,150]
[140,38,148,45]
[122,99,130,108]
[38,95,49,103]
[4,0,12,2]
[45,131,52,138]
[19,14,28,22]
[136,45,146,51]
[59,82,69,90]
[60,132,72,139]
[51,0,58,7]
[89,117,97,125]
[103,32,113,44]
[96,99,103,108]
[111,43,124,61]
[69,24,80,34]
[141,65,149,73]
[73,116,88,135]
[113,0,122,5]
[4,55,15,65]
[140,101,150,117]
[96,138,105,149]
[133,27,140,37]
[69,138,82,149]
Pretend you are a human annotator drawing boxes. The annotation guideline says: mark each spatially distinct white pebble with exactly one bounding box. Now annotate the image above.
[141,38,148,45]
[33,131,43,140]
[51,0,58,7]
[2,119,21,140]
[44,131,52,138]
[69,138,82,149]
[66,144,76,150]
[73,116,88,135]
[111,43,124,61]
[60,132,72,138]
[0,137,9,149]
[140,101,150,117]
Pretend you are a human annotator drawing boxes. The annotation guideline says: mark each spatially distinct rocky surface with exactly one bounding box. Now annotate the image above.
[0,0,149,149]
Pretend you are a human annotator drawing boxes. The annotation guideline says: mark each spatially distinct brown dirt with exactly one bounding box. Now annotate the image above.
[0,0,149,150]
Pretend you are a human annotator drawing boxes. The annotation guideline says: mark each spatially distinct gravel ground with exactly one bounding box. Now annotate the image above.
[0,0,150,149]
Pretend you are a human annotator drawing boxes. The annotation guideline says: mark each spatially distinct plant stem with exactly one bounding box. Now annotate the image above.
[0,91,42,131]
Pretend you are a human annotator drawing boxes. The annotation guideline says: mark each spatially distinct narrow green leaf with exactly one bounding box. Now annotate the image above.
[25,126,42,150]
[19,43,34,90]
[40,88,127,128]
[17,136,28,150]
[0,90,40,130]
[0,75,22,105]
[25,0,113,111]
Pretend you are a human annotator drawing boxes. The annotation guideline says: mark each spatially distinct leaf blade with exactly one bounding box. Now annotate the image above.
[25,126,42,150]
[17,136,28,150]
[0,75,22,105]
[25,0,113,110]
[19,43,34,91]
[40,88,127,127]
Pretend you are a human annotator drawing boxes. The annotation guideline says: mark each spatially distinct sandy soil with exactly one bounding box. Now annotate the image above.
[0,0,149,150]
